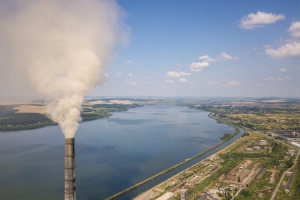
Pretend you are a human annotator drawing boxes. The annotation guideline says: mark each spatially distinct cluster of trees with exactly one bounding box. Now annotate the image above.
[92,103,142,112]
[220,128,240,140]
[0,104,142,131]
[0,105,53,131]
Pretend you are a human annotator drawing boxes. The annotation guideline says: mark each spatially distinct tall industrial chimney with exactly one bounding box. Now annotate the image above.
[64,138,76,200]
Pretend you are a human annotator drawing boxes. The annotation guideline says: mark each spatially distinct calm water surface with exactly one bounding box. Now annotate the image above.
[0,105,236,199]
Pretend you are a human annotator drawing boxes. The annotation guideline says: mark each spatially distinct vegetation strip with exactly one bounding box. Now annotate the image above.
[0,103,137,131]
[106,127,241,200]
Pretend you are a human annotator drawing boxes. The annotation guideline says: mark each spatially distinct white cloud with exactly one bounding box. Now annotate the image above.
[205,81,218,85]
[220,52,238,60]
[205,81,240,86]
[199,55,216,62]
[225,81,241,86]
[263,77,292,81]
[190,62,209,72]
[128,73,132,76]
[265,42,300,58]
[288,21,300,38]
[116,73,122,78]
[166,71,191,77]
[280,68,287,72]
[263,77,283,81]
[192,52,238,72]
[265,21,300,59]
[165,79,173,83]
[142,76,147,79]
[239,11,285,29]
[124,60,132,64]
[129,82,137,86]
[104,73,109,77]
[161,85,167,88]
[179,78,187,83]
[198,52,238,63]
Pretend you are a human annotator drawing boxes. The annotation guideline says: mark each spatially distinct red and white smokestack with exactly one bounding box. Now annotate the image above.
[64,138,76,200]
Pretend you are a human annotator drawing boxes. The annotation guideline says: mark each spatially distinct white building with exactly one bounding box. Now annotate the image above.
[291,142,300,149]
[253,146,262,151]
[259,140,268,146]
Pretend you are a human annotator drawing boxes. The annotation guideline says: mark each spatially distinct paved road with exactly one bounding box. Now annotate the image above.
[270,150,300,200]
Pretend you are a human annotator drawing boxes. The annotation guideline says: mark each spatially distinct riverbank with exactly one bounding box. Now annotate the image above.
[126,108,247,199]
[0,103,141,131]
[0,104,236,200]
[107,123,243,200]
[131,127,244,200]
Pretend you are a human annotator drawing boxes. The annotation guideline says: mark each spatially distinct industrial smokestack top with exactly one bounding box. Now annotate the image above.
[65,138,76,200]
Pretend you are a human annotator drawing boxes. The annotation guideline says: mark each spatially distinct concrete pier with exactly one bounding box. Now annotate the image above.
[64,138,76,200]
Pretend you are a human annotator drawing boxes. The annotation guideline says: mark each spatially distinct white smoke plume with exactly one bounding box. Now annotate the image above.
[0,0,126,138]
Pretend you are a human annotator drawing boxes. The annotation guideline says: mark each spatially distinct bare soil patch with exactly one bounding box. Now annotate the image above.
[109,100,132,105]
[87,100,107,105]
[13,105,46,114]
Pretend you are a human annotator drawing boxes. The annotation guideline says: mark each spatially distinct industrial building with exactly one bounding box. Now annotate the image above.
[180,189,188,200]
[291,142,300,149]
[283,170,295,193]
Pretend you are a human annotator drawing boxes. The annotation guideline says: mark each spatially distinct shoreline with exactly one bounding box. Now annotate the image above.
[0,102,141,132]
[133,129,245,200]
[107,113,244,200]
[1,104,244,199]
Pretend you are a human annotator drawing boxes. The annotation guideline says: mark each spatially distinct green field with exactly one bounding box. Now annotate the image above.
[0,103,142,131]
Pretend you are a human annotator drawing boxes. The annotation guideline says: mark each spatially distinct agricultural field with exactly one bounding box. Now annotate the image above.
[0,98,144,131]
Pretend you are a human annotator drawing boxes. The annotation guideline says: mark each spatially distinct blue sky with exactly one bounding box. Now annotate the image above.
[92,0,300,97]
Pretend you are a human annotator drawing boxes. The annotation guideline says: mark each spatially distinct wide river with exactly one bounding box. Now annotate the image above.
[0,105,241,199]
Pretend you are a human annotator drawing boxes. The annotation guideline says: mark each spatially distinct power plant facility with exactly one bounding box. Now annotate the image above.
[64,138,76,200]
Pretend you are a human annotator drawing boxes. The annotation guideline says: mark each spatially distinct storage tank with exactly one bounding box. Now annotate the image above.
[291,142,300,149]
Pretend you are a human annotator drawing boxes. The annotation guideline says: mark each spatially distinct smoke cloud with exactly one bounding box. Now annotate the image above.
[0,0,126,138]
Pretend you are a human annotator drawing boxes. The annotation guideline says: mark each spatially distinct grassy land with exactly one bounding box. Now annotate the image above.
[137,130,294,200]
[0,105,54,131]
[188,132,292,200]
[187,102,300,200]
[0,103,142,131]
[220,128,240,140]
[292,159,300,199]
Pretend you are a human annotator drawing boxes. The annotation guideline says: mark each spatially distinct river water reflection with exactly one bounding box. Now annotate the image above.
[0,105,236,199]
